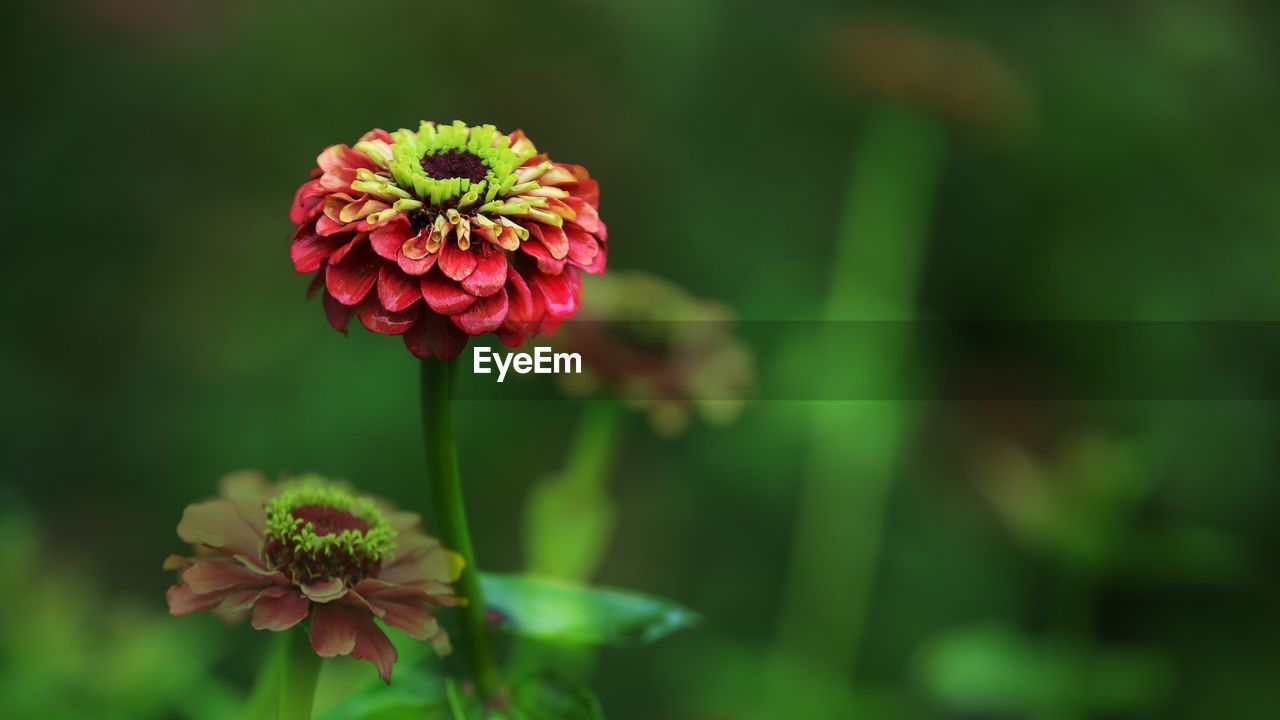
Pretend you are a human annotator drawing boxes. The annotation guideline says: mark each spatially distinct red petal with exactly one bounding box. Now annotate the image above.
[566,177,599,205]
[166,585,227,616]
[310,603,358,657]
[563,226,599,267]
[519,237,566,274]
[370,218,412,261]
[421,272,476,315]
[564,198,600,233]
[403,311,468,360]
[356,296,419,335]
[316,214,356,237]
[503,268,536,323]
[177,498,262,557]
[460,246,508,297]
[397,252,437,276]
[300,578,349,603]
[328,232,367,266]
[369,597,439,641]
[498,329,531,348]
[532,269,580,317]
[351,615,398,683]
[452,288,508,335]
[183,559,267,594]
[251,592,310,631]
[400,229,432,260]
[326,242,381,305]
[529,224,569,260]
[317,144,378,173]
[290,229,345,273]
[358,128,393,143]
[290,179,326,224]
[377,265,421,312]
[323,292,354,333]
[438,241,477,282]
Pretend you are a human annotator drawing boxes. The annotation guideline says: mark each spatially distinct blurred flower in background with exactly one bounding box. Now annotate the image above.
[912,431,1250,718]
[970,433,1247,583]
[166,472,463,682]
[556,271,754,436]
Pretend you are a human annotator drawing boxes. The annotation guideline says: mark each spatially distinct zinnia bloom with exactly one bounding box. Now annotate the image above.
[557,272,754,435]
[289,121,608,360]
[165,472,463,682]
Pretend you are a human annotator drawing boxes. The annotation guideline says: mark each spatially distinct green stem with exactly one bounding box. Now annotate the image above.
[421,358,502,698]
[278,626,321,720]
[523,398,623,580]
[775,108,946,676]
[562,399,623,496]
[243,633,286,720]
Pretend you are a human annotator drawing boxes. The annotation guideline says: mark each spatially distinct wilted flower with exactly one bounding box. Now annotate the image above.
[165,472,463,682]
[558,272,754,435]
[289,121,608,360]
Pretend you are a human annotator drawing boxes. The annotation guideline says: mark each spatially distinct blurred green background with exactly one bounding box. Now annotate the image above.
[4,0,1280,718]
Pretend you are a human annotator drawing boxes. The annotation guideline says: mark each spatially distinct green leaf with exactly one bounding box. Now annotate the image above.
[510,673,604,720]
[444,674,604,720]
[481,572,700,647]
[316,669,449,720]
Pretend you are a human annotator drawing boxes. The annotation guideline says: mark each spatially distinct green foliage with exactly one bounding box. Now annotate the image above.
[975,434,1249,582]
[917,623,1173,716]
[317,669,450,720]
[0,512,239,720]
[482,572,700,647]
[447,674,604,720]
[522,474,616,581]
[318,665,604,720]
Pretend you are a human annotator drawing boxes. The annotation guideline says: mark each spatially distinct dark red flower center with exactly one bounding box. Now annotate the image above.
[291,504,370,535]
[421,150,488,183]
[263,504,379,584]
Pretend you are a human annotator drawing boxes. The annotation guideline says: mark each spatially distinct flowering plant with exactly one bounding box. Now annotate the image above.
[165,472,462,683]
[289,121,607,359]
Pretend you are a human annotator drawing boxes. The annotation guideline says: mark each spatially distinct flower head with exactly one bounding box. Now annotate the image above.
[558,272,755,435]
[165,472,463,682]
[289,121,608,360]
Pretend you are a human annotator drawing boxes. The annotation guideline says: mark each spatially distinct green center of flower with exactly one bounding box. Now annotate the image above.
[263,482,396,585]
[352,121,541,212]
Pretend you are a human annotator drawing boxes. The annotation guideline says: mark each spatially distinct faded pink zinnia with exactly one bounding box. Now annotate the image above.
[289,121,608,359]
[165,472,463,682]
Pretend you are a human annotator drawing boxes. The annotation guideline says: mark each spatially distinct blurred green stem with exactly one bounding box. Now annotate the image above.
[523,398,623,579]
[421,358,502,698]
[244,634,285,720]
[560,399,623,497]
[512,399,623,681]
[279,626,320,720]
[775,108,945,676]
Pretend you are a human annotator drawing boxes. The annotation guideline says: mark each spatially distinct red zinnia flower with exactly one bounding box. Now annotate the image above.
[289,121,608,360]
[165,472,463,682]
